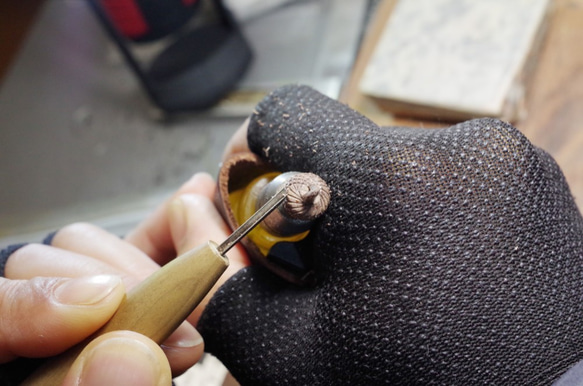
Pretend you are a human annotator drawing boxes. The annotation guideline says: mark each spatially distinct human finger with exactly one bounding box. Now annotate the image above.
[63,330,172,386]
[125,173,216,265]
[161,321,204,376]
[167,194,250,325]
[0,274,124,363]
[51,222,160,283]
[6,244,203,375]
[5,244,139,290]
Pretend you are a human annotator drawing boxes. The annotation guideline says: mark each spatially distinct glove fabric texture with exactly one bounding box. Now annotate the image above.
[198,85,583,385]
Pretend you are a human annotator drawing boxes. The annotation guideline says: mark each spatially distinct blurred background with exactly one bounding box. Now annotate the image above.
[1,0,583,384]
[0,0,370,246]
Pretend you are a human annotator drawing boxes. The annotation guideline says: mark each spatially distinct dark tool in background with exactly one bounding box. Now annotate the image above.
[87,0,252,113]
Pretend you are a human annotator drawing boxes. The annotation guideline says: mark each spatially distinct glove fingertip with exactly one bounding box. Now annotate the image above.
[247,84,377,170]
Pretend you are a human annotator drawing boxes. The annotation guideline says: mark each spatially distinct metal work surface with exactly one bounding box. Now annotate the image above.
[0,0,366,246]
[0,1,237,243]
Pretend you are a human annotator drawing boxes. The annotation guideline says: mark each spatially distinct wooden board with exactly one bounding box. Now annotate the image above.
[357,0,551,122]
[343,0,583,211]
[518,0,583,211]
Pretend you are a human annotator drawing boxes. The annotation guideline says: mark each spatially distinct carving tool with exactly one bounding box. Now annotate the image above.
[232,171,331,256]
[23,184,293,385]
[215,153,332,284]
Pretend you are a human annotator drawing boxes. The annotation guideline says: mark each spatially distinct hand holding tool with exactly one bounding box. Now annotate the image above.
[22,183,298,385]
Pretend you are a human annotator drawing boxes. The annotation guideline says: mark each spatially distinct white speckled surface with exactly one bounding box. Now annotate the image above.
[360,0,550,117]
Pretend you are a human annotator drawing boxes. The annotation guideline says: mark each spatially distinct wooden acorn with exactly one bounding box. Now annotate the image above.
[215,153,330,286]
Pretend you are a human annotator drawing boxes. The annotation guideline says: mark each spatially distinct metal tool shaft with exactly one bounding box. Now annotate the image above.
[217,186,287,255]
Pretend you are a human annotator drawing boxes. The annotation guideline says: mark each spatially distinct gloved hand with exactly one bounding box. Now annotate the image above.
[198,85,583,385]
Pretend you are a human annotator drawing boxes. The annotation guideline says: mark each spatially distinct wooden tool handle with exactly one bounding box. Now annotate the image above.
[23,241,229,385]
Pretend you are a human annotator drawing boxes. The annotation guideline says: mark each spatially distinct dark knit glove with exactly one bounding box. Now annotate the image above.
[198,85,583,385]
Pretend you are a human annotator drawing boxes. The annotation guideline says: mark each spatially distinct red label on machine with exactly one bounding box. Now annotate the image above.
[101,0,149,39]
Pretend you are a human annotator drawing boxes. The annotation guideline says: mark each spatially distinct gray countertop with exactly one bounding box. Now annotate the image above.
[0,0,367,246]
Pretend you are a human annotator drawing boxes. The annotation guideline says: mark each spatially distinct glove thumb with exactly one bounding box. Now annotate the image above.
[248,85,377,173]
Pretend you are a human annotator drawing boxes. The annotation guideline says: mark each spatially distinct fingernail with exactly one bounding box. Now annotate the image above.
[78,337,163,386]
[169,196,189,246]
[162,323,204,349]
[169,194,204,251]
[54,275,122,306]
